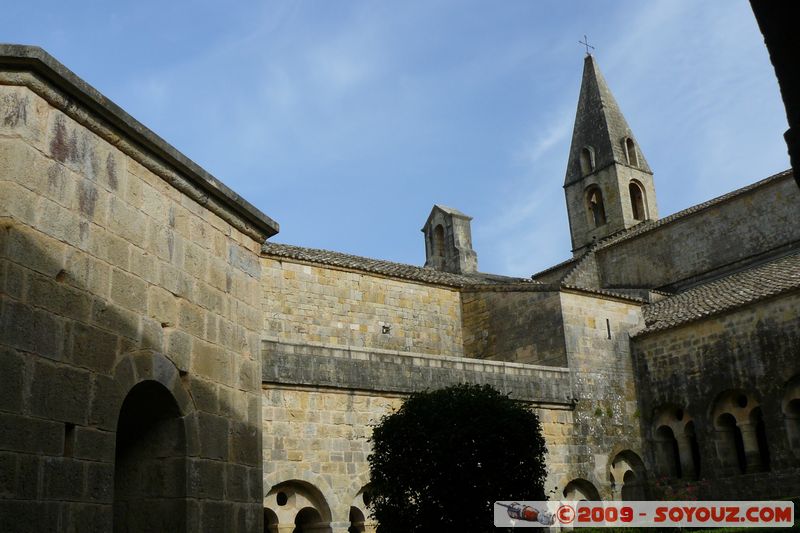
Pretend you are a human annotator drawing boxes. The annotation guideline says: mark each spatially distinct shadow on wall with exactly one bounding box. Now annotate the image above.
[0,220,263,532]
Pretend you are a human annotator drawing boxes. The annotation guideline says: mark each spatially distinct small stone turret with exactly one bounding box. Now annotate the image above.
[421,205,478,274]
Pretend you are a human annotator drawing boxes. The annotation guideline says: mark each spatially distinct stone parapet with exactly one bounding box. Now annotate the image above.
[262,339,574,406]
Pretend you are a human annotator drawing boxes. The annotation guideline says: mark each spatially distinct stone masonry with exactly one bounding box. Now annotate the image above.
[1,45,799,533]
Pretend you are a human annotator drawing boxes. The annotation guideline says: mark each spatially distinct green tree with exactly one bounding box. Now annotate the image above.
[367,383,547,533]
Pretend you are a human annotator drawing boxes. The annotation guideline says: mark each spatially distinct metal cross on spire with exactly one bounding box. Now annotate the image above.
[579,35,595,56]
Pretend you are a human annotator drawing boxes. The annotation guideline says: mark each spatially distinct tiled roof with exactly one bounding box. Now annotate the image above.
[638,251,800,335]
[531,255,580,280]
[262,242,534,287]
[562,284,647,303]
[597,170,793,251]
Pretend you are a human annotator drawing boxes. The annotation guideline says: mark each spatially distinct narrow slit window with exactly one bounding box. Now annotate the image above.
[580,147,595,175]
[624,137,638,167]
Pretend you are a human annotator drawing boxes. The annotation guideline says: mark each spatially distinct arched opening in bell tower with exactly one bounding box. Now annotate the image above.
[586,186,606,227]
[629,180,646,221]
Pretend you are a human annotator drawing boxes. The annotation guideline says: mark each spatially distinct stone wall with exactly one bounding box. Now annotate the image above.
[0,65,267,530]
[262,257,464,357]
[261,385,575,529]
[262,386,403,529]
[632,290,800,499]
[597,173,800,289]
[558,290,647,499]
[461,288,567,366]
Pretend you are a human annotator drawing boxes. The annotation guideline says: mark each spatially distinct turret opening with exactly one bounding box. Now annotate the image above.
[433,225,445,259]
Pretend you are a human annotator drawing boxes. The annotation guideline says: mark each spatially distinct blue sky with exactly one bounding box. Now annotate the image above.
[4,1,789,276]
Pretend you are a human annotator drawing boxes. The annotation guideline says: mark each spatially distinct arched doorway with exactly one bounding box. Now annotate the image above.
[113,380,188,532]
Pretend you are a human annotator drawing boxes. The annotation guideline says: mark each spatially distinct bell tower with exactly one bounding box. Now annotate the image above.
[564,54,659,255]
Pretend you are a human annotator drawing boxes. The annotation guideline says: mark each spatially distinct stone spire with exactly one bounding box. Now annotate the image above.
[564,54,651,186]
[563,54,658,255]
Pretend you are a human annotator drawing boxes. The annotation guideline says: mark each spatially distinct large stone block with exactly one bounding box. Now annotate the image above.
[192,340,231,385]
[0,452,15,496]
[188,458,225,499]
[64,249,111,300]
[230,420,259,466]
[0,501,61,533]
[197,412,229,460]
[30,361,91,425]
[68,322,118,373]
[110,268,147,314]
[1,223,65,278]
[87,228,130,271]
[90,298,138,341]
[74,427,115,463]
[84,462,113,503]
[1,299,62,361]
[178,299,205,339]
[0,179,39,228]
[201,500,231,532]
[0,348,24,413]
[42,457,85,500]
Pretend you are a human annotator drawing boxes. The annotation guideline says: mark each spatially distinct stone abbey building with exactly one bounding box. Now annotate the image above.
[0,45,798,532]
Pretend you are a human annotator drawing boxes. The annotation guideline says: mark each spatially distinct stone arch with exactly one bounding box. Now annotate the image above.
[585,185,606,227]
[623,137,638,167]
[346,483,375,532]
[609,450,647,501]
[580,146,595,175]
[711,389,768,474]
[111,351,195,533]
[653,405,699,479]
[110,350,195,424]
[563,478,601,501]
[629,180,647,221]
[265,480,333,532]
[782,376,800,458]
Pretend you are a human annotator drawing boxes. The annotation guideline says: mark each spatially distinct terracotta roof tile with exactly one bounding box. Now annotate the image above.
[262,242,535,287]
[638,251,800,335]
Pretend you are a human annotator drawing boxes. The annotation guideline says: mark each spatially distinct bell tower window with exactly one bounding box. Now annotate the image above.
[624,137,638,167]
[629,181,646,221]
[580,147,595,175]
[586,186,606,228]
